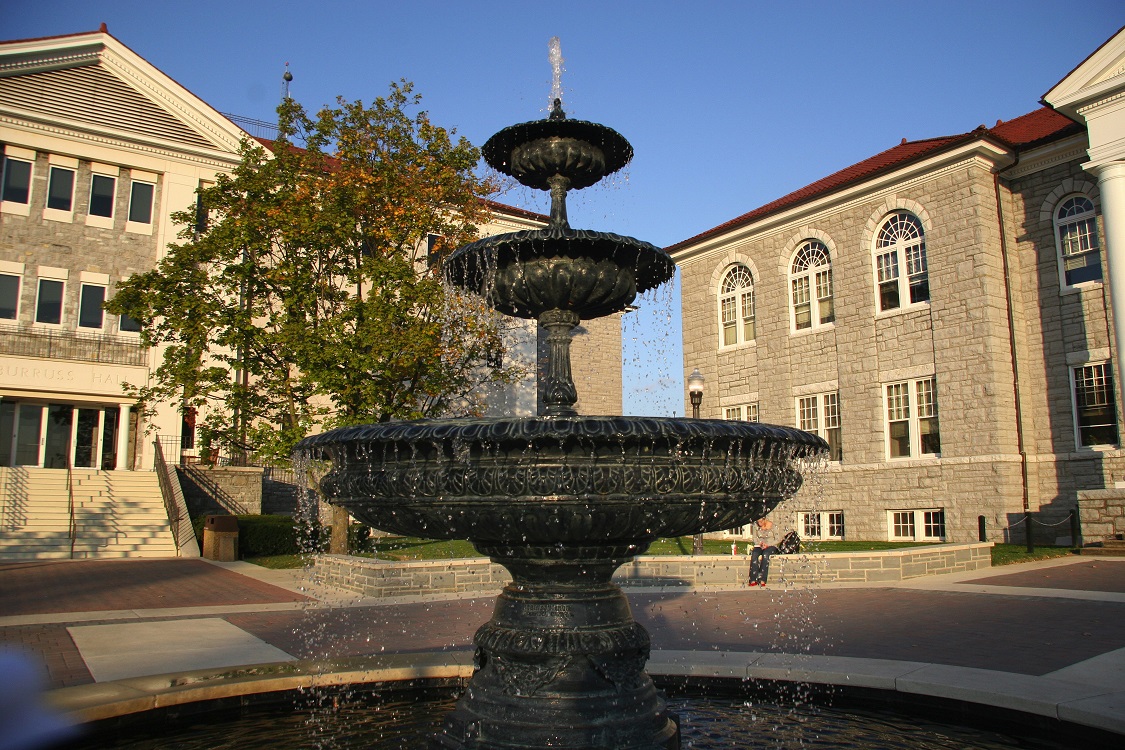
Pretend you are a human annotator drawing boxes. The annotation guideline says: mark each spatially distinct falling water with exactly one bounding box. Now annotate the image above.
[548,36,564,109]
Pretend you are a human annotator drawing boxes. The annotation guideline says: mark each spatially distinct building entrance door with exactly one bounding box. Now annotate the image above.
[0,401,123,469]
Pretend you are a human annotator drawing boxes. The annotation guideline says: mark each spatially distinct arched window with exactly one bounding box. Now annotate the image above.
[1055,195,1101,287]
[719,264,755,347]
[790,241,833,331]
[874,212,928,312]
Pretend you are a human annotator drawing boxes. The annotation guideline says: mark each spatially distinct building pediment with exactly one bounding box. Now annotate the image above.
[1044,27,1125,119]
[0,30,248,160]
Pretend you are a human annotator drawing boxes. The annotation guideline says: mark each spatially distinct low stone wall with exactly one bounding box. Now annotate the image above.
[1077,489,1125,543]
[315,543,993,598]
[177,465,264,516]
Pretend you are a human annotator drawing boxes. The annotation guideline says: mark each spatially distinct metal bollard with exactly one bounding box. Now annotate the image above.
[978,515,987,543]
[1025,511,1034,553]
[1070,510,1081,549]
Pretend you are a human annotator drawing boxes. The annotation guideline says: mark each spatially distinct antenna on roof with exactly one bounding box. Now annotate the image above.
[281,62,293,101]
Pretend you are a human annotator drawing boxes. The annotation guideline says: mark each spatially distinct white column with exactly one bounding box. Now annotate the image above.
[1092,162,1125,397]
[116,403,132,471]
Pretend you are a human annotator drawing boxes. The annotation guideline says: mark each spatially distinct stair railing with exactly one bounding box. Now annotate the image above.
[153,437,182,552]
[67,459,77,559]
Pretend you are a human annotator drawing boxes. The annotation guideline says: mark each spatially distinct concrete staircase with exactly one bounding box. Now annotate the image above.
[1080,536,1125,557]
[0,467,178,559]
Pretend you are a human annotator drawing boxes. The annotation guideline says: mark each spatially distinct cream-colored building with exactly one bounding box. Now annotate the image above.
[0,27,622,477]
[670,28,1125,545]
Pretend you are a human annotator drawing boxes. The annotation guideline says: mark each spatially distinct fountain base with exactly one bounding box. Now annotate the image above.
[431,551,679,749]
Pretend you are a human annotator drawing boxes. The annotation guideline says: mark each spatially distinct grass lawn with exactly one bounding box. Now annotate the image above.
[989,544,1077,566]
[242,537,1079,570]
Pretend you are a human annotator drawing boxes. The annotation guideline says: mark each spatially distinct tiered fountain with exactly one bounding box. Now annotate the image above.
[298,41,827,750]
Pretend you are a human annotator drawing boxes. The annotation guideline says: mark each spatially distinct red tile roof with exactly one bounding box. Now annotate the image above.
[667,107,1082,253]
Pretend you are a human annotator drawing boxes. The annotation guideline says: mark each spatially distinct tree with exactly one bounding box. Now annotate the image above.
[108,81,519,461]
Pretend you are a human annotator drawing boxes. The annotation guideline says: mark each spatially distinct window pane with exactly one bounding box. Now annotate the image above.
[2,158,31,204]
[827,426,842,461]
[0,274,18,319]
[89,174,116,217]
[79,285,105,328]
[828,512,845,538]
[924,510,945,539]
[119,312,142,333]
[129,181,154,223]
[1075,364,1118,446]
[747,403,759,423]
[47,167,74,211]
[893,511,916,539]
[889,420,911,457]
[723,320,737,346]
[909,275,930,304]
[919,417,941,455]
[798,397,818,431]
[36,279,63,324]
[880,280,899,311]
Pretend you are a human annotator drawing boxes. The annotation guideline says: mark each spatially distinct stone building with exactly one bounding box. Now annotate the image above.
[669,27,1125,545]
[0,27,622,475]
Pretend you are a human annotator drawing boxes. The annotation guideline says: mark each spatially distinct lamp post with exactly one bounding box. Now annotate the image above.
[688,368,704,419]
[688,368,705,555]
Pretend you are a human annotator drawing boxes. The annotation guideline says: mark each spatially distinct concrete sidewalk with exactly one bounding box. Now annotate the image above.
[2,555,1123,736]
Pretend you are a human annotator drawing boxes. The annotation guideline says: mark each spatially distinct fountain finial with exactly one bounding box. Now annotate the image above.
[549,98,566,120]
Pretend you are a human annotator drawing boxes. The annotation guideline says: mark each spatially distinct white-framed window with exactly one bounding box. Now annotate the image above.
[789,240,833,331]
[35,278,65,326]
[874,211,928,312]
[718,264,755,347]
[885,377,940,459]
[47,166,75,212]
[89,174,116,218]
[1054,195,1101,288]
[797,391,842,461]
[78,284,106,330]
[799,510,844,540]
[1,152,34,214]
[723,403,759,422]
[127,180,155,224]
[889,509,945,541]
[1072,362,1118,448]
[0,273,20,320]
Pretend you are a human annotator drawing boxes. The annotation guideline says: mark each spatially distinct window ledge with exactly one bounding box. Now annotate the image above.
[125,220,153,235]
[883,455,941,466]
[718,340,757,352]
[874,302,930,321]
[1,200,31,217]
[85,214,114,229]
[1068,446,1124,459]
[1060,282,1102,297]
[790,323,835,338]
[43,208,74,223]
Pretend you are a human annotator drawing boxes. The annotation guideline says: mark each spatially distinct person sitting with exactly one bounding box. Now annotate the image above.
[748,517,778,588]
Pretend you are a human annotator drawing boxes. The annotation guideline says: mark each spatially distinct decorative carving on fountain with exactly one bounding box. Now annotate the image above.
[299,39,828,750]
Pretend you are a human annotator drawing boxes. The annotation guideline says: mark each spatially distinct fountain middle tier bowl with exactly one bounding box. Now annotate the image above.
[299,416,827,552]
[443,226,675,319]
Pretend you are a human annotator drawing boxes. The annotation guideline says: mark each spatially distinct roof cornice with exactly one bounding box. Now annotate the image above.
[668,138,1013,263]
[0,30,248,154]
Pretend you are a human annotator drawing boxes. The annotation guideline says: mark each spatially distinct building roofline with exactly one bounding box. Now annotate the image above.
[665,108,1079,255]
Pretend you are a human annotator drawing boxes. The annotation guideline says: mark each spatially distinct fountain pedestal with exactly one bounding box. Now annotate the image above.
[434,548,678,749]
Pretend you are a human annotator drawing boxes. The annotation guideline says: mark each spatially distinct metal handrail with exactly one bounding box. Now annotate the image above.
[67,460,76,559]
[153,438,181,551]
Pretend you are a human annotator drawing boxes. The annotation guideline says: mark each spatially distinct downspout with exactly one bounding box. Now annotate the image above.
[994,161,1031,516]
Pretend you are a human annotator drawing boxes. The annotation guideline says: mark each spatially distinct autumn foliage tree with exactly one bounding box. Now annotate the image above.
[108,82,518,460]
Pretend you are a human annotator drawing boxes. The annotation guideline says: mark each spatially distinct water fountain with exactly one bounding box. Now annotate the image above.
[297,40,827,749]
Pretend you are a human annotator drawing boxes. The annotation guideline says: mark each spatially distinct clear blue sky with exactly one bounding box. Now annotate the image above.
[6,1,1124,416]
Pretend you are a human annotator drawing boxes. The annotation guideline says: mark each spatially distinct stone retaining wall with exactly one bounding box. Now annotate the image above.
[1077,489,1125,543]
[315,543,992,598]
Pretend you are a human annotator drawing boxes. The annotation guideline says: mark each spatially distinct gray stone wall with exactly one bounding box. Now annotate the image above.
[1077,489,1125,543]
[314,544,992,597]
[679,161,1030,543]
[177,465,264,517]
[0,152,163,333]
